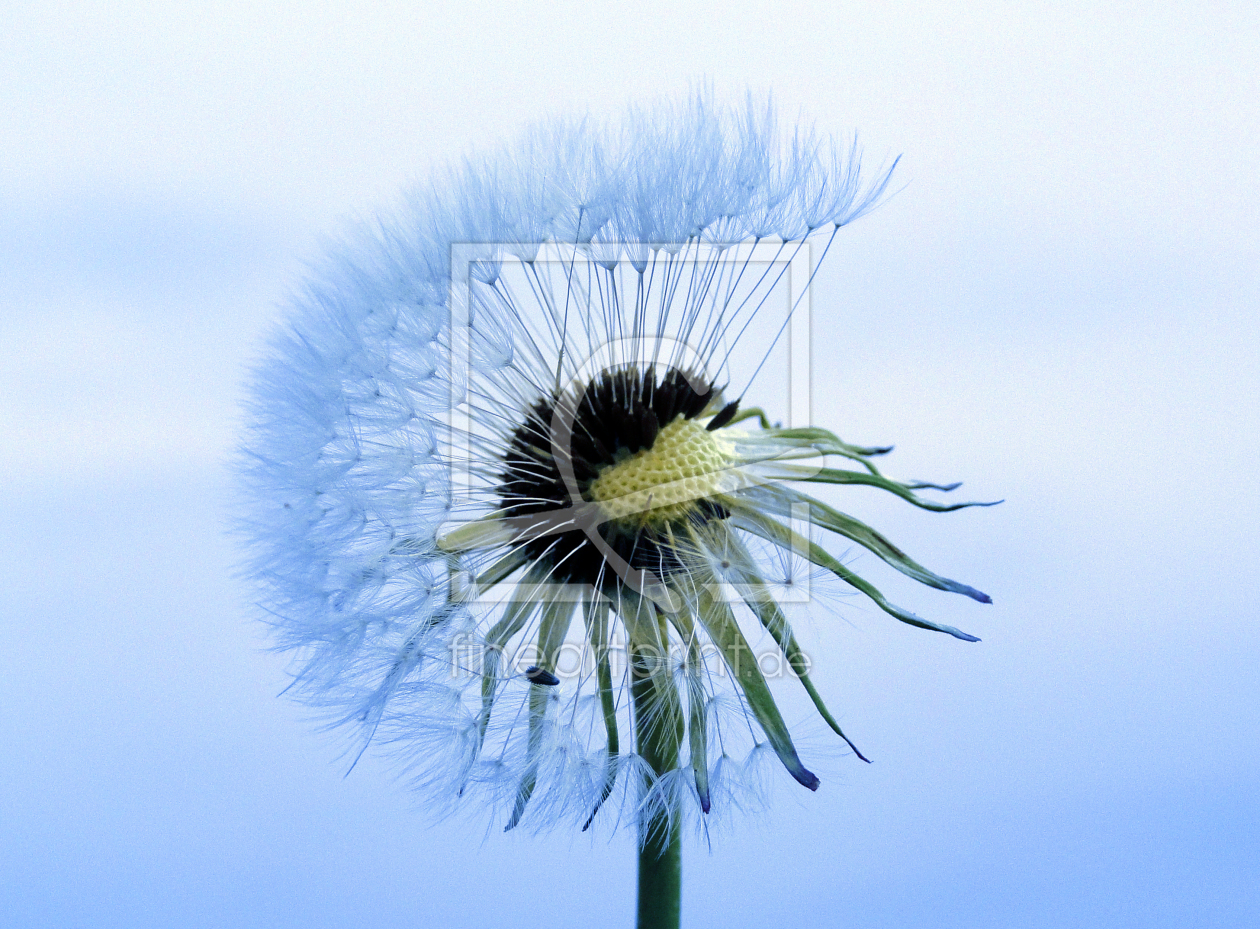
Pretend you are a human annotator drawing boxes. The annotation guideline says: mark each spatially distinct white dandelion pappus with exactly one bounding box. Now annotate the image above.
[238,95,995,841]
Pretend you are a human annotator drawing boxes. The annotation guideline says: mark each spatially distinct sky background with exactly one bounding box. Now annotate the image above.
[3,2,1258,927]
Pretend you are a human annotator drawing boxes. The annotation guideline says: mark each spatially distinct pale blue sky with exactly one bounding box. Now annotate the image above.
[3,3,1258,926]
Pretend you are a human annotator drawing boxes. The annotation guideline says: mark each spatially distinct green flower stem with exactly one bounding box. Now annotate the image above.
[631,608,684,929]
[637,805,681,929]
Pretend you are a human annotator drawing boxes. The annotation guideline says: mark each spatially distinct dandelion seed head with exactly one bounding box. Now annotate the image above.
[237,91,992,838]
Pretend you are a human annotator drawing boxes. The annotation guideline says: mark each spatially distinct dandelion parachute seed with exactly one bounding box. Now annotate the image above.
[239,95,994,870]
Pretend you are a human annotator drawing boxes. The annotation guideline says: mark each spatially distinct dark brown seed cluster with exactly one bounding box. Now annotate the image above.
[497,366,733,587]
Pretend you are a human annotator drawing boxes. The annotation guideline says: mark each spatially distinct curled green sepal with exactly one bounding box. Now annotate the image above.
[715,524,870,763]
[732,508,982,643]
[658,601,713,813]
[694,583,820,790]
[476,562,552,758]
[505,596,576,832]
[725,405,773,429]
[760,426,893,473]
[758,461,1001,514]
[686,633,712,812]
[436,513,516,553]
[748,485,992,604]
[475,546,531,591]
[581,596,621,831]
